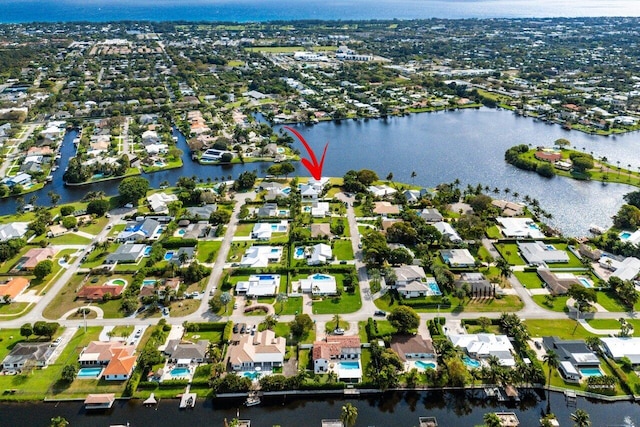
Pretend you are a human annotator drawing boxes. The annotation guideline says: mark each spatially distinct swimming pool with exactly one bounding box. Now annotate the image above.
[170,367,191,378]
[109,279,127,286]
[578,277,594,288]
[415,360,436,370]
[579,367,602,377]
[270,248,280,253]
[164,251,174,261]
[257,275,275,280]
[279,210,288,216]
[178,229,186,235]
[312,274,332,280]
[282,187,291,194]
[77,367,103,379]
[143,246,152,256]
[338,361,360,370]
[142,279,156,286]
[426,279,442,296]
[242,370,262,380]
[463,356,481,369]
[546,244,556,250]
[620,231,632,240]
[294,247,305,258]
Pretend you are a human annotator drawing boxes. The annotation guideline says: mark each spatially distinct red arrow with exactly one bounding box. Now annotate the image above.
[284,126,328,180]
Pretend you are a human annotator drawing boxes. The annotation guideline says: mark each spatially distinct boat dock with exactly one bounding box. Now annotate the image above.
[419,416,439,427]
[179,392,196,409]
[84,393,115,410]
[143,393,157,406]
[495,412,520,427]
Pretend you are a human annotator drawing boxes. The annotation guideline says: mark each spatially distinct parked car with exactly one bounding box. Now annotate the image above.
[333,328,345,335]
[374,310,387,317]
[51,337,62,347]
[233,323,239,333]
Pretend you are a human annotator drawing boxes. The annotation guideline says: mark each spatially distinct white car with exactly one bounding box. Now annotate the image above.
[333,328,345,335]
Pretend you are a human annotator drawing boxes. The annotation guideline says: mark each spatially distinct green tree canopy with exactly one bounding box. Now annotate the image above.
[118,176,150,205]
[388,306,420,333]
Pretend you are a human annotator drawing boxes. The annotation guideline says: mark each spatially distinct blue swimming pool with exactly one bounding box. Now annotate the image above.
[257,275,274,280]
[620,231,632,240]
[578,277,594,288]
[170,368,190,378]
[338,361,360,370]
[427,280,442,296]
[463,356,481,369]
[415,360,436,370]
[142,279,156,286]
[143,246,152,256]
[312,274,331,280]
[270,248,280,253]
[295,247,304,257]
[242,370,262,380]
[279,210,288,216]
[282,187,291,194]
[579,367,602,377]
[77,367,103,379]
[178,229,186,235]
[164,251,174,261]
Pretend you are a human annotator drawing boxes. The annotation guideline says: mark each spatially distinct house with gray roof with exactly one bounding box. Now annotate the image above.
[106,243,147,264]
[117,218,160,242]
[257,203,279,218]
[2,342,54,372]
[0,222,29,241]
[393,265,429,298]
[455,272,495,296]
[433,221,462,243]
[186,204,217,219]
[164,339,209,363]
[542,336,600,383]
[419,208,443,223]
[518,241,569,265]
[172,247,195,265]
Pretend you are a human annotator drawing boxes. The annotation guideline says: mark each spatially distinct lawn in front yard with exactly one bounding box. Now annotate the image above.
[513,271,544,289]
[373,293,522,313]
[524,319,592,339]
[532,294,569,312]
[196,241,221,263]
[275,296,303,316]
[493,243,525,265]
[333,240,354,260]
[312,284,361,314]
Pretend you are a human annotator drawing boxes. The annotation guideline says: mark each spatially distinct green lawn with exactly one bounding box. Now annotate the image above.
[524,319,592,339]
[545,244,585,268]
[0,246,31,273]
[312,287,362,314]
[374,293,523,313]
[485,225,502,239]
[493,243,525,265]
[79,217,109,235]
[275,296,303,316]
[81,243,119,268]
[514,271,544,289]
[595,290,629,312]
[227,241,256,262]
[234,223,254,237]
[196,241,221,263]
[46,233,93,245]
[532,294,569,312]
[333,240,354,260]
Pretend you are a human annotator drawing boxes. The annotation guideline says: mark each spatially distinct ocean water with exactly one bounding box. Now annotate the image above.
[1,0,640,23]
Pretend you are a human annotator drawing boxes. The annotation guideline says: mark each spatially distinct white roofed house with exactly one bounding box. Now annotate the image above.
[496,217,545,239]
[251,223,273,240]
[235,274,280,297]
[227,329,286,372]
[0,222,29,241]
[393,265,429,298]
[240,246,283,268]
[517,241,569,265]
[440,249,475,268]
[433,221,462,243]
[447,333,516,367]
[147,192,178,214]
[307,243,333,265]
[298,273,337,296]
[601,337,640,365]
[598,256,640,282]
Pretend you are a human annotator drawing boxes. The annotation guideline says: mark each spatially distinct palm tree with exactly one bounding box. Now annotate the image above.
[178,250,189,265]
[543,349,559,411]
[341,403,358,427]
[333,314,341,330]
[483,413,502,427]
[495,257,512,282]
[48,191,61,207]
[276,292,288,314]
[220,292,231,314]
[386,172,393,182]
[570,409,591,427]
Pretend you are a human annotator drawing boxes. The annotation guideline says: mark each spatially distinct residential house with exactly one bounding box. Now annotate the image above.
[257,203,280,218]
[0,222,28,241]
[299,182,324,199]
[78,284,125,301]
[496,217,545,239]
[447,333,516,367]
[535,151,562,162]
[227,329,286,371]
[2,342,54,372]
[536,269,582,295]
[147,192,178,214]
[403,189,424,204]
[172,247,195,265]
[17,247,57,271]
[2,173,31,188]
[419,208,443,223]
[542,336,600,383]
[440,249,475,268]
[307,243,333,265]
[186,204,217,219]
[298,273,337,296]
[163,339,209,363]
[373,201,400,216]
[117,218,160,242]
[601,337,640,365]
[239,246,283,268]
[491,200,524,217]
[598,256,640,282]
[433,221,462,243]
[455,272,494,296]
[106,243,147,264]
[310,223,333,239]
[368,184,396,197]
[313,335,361,374]
[0,277,29,303]
[393,265,429,298]
[236,274,280,297]
[578,244,602,261]
[518,241,569,265]
[251,223,274,240]
[390,334,436,363]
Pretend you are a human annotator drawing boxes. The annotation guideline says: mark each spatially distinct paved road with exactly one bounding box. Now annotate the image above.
[0,123,37,177]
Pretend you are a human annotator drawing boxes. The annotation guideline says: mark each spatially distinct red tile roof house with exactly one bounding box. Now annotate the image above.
[534,151,562,162]
[0,277,30,303]
[18,247,57,271]
[79,341,136,381]
[313,336,361,375]
[77,285,124,301]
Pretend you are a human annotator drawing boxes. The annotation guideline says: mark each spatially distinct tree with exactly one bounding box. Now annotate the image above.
[483,412,502,427]
[289,313,314,338]
[220,292,231,313]
[118,176,150,205]
[61,364,78,382]
[33,321,59,339]
[49,417,69,427]
[567,284,597,312]
[613,204,640,229]
[61,216,77,229]
[388,306,419,333]
[34,260,53,280]
[623,190,640,209]
[356,169,378,186]
[554,138,571,148]
[276,292,288,314]
[572,156,594,172]
[543,349,559,409]
[341,403,358,427]
[495,257,512,280]
[233,170,257,191]
[208,295,223,313]
[86,198,110,216]
[477,317,491,332]
[20,323,33,340]
[570,409,591,427]
[47,191,61,207]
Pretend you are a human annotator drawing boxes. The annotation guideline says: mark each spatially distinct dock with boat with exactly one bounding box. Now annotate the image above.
[179,392,196,409]
[84,393,115,410]
[419,416,438,427]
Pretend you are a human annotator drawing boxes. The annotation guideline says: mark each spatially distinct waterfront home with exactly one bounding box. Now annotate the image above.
[186,204,217,219]
[163,339,209,363]
[16,247,57,271]
[227,329,285,372]
[598,255,640,282]
[79,341,135,368]
[517,241,569,265]
[0,277,29,303]
[393,265,429,298]
[447,333,516,367]
[106,243,147,264]
[201,148,233,162]
[2,342,54,372]
[600,337,640,365]
[578,244,602,261]
[536,269,582,295]
[117,218,161,242]
[297,273,337,296]
[535,151,562,162]
[313,335,361,375]
[0,222,29,241]
[542,337,600,383]
[235,274,280,297]
[1,172,31,188]
[496,217,545,239]
[390,334,436,363]
[368,184,396,198]
[307,243,333,266]
[403,189,423,204]
[440,249,475,268]
[147,192,178,214]
[491,199,524,217]
[418,208,443,223]
[433,221,462,243]
[239,246,283,268]
[78,284,125,301]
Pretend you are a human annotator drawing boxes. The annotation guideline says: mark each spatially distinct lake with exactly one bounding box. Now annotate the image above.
[0,108,637,236]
